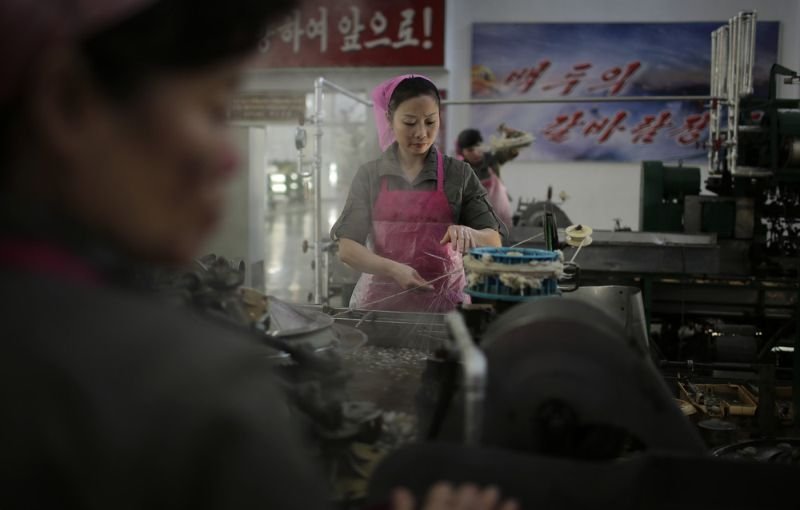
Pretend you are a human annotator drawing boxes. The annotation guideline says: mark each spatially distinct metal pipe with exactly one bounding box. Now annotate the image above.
[659,360,793,374]
[445,311,487,446]
[314,78,715,108]
[441,95,714,106]
[718,26,729,100]
[718,26,729,173]
[746,11,757,95]
[727,16,739,174]
[710,30,717,97]
[741,12,755,95]
[741,14,751,94]
[317,78,373,106]
[709,30,718,172]
[794,275,800,426]
[312,77,324,304]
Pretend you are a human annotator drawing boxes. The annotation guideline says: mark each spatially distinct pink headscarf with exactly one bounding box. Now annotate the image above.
[0,0,157,104]
[371,74,437,152]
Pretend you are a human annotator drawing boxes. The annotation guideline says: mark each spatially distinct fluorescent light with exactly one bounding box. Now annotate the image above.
[329,162,338,187]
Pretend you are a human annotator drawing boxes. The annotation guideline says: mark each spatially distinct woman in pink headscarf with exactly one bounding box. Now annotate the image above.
[331,75,502,313]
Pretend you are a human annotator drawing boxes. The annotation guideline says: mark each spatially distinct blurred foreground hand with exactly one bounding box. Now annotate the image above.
[392,483,520,510]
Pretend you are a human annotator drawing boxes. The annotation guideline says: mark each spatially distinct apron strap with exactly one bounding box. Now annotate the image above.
[435,147,444,192]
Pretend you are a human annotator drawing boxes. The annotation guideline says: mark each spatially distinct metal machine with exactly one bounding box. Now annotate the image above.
[505,12,799,437]
[514,186,573,229]
[248,13,800,507]
[148,250,799,508]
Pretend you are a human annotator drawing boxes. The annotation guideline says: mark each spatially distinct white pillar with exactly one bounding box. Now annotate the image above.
[202,126,267,291]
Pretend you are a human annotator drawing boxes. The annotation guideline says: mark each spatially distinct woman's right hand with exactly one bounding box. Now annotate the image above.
[389,262,433,291]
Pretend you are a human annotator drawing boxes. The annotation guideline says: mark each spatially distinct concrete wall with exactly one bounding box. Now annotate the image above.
[444,0,800,230]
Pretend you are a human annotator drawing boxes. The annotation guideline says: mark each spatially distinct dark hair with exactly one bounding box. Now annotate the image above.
[387,77,441,119]
[457,128,483,150]
[80,0,296,100]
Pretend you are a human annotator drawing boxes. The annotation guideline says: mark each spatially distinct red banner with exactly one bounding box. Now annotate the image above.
[253,0,445,68]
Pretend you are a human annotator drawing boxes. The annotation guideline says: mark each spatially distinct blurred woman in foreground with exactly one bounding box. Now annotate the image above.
[0,1,516,509]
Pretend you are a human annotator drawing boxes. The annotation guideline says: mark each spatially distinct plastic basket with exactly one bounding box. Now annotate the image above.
[468,247,560,265]
[465,247,561,301]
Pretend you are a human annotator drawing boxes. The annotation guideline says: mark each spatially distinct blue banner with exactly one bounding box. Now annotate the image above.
[469,22,779,161]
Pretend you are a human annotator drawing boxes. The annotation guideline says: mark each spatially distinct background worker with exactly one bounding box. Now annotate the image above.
[456,126,530,230]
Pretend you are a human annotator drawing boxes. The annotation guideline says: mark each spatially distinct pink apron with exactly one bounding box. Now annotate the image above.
[482,169,513,230]
[350,149,469,312]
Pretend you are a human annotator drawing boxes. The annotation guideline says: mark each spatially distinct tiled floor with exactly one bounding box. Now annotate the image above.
[264,197,344,304]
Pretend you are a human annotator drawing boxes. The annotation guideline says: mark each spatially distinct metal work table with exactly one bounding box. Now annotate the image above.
[509,227,720,275]
[290,306,450,416]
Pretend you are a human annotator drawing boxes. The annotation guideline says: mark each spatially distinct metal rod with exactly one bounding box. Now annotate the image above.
[709,30,718,173]
[794,274,800,426]
[718,26,729,172]
[710,30,717,97]
[659,360,793,374]
[312,77,324,304]
[441,95,714,106]
[318,77,373,106]
[445,311,486,445]
[728,15,739,174]
[746,11,757,95]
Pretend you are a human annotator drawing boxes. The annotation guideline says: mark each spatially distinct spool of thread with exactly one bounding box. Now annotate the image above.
[565,224,593,249]
[565,224,593,239]
[566,236,593,248]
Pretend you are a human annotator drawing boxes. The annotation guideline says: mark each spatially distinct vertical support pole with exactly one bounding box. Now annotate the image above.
[313,77,324,304]
[745,11,757,95]
[709,30,718,173]
[794,285,800,427]
[642,277,653,340]
[729,15,740,175]
[758,364,776,438]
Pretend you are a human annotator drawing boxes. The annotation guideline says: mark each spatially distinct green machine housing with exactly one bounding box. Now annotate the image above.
[640,161,701,233]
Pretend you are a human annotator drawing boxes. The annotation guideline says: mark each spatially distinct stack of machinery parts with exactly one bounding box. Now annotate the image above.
[708,10,800,275]
[683,10,798,433]
[142,255,433,506]
[509,11,799,434]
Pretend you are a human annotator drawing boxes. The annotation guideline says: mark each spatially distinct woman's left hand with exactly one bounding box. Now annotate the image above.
[440,225,478,253]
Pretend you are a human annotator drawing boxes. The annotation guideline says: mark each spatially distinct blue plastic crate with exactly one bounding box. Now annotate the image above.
[468,247,560,264]
[465,247,562,302]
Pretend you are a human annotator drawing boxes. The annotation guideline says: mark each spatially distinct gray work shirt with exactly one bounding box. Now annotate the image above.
[331,143,501,244]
